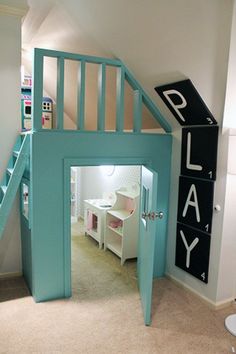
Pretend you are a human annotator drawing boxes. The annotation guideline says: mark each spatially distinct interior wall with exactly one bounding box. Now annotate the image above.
[77,166,141,217]
[0,4,28,276]
[223,1,236,130]
[217,1,236,302]
[216,131,236,300]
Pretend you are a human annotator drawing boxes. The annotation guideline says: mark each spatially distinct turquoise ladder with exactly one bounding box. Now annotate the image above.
[0,133,30,239]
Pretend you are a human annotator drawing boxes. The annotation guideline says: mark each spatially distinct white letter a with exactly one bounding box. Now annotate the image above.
[182,184,200,222]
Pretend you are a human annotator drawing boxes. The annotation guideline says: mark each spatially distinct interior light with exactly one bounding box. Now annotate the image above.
[100,165,115,176]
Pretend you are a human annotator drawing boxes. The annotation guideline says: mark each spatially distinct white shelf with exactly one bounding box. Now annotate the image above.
[107,209,131,220]
[106,239,122,257]
[108,225,123,236]
[105,185,140,265]
[87,228,99,242]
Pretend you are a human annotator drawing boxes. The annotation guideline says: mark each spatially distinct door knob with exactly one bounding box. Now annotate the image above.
[142,212,149,220]
[142,211,164,220]
[150,211,164,220]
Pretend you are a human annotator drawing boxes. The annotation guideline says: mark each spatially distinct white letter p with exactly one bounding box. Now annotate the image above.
[163,89,187,122]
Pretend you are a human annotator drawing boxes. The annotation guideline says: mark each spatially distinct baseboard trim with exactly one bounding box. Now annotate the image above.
[165,273,234,310]
[0,272,22,279]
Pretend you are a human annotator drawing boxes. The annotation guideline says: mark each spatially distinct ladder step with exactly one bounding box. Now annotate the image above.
[20,131,31,136]
[0,133,30,240]
[12,151,20,158]
[6,168,14,176]
[0,186,7,194]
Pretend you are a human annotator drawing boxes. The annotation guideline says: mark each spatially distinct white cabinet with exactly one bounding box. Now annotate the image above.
[84,199,112,249]
[104,184,140,265]
[71,167,78,223]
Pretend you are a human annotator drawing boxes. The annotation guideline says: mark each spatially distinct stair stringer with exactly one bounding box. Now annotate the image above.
[0,134,30,239]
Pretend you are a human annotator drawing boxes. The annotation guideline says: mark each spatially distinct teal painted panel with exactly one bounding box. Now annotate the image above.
[32,50,44,131]
[21,217,33,293]
[97,63,106,131]
[116,66,125,131]
[56,57,65,130]
[138,166,158,325]
[133,90,142,133]
[34,48,122,67]
[0,135,30,239]
[31,131,172,302]
[77,60,86,130]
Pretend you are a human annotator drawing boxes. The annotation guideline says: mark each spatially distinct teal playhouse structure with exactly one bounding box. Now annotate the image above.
[0,48,172,325]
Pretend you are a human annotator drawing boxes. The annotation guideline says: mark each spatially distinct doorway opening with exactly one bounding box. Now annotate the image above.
[70,165,141,301]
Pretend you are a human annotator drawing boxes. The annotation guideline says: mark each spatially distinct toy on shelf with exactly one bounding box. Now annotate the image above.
[21,75,32,131]
[21,75,53,131]
[42,97,53,129]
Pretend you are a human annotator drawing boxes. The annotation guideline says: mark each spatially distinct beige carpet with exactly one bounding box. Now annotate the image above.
[0,223,236,353]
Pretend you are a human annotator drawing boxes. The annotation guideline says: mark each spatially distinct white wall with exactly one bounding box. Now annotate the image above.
[223,1,236,130]
[0,1,28,276]
[216,132,236,302]
[77,166,140,217]
[215,1,236,303]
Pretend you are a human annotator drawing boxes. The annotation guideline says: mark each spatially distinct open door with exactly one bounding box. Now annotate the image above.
[138,166,163,325]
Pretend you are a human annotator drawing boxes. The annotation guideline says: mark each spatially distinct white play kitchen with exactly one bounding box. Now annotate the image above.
[84,198,113,249]
[84,184,139,264]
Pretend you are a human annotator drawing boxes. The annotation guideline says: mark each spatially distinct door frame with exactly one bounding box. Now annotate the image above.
[63,156,152,297]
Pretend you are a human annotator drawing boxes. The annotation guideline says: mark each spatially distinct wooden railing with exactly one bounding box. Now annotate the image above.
[32,48,171,133]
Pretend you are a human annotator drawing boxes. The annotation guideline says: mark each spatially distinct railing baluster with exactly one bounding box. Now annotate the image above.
[56,57,65,130]
[77,60,86,130]
[97,63,106,131]
[32,49,44,131]
[32,48,172,134]
[133,90,142,133]
[116,66,125,132]
[125,66,172,133]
